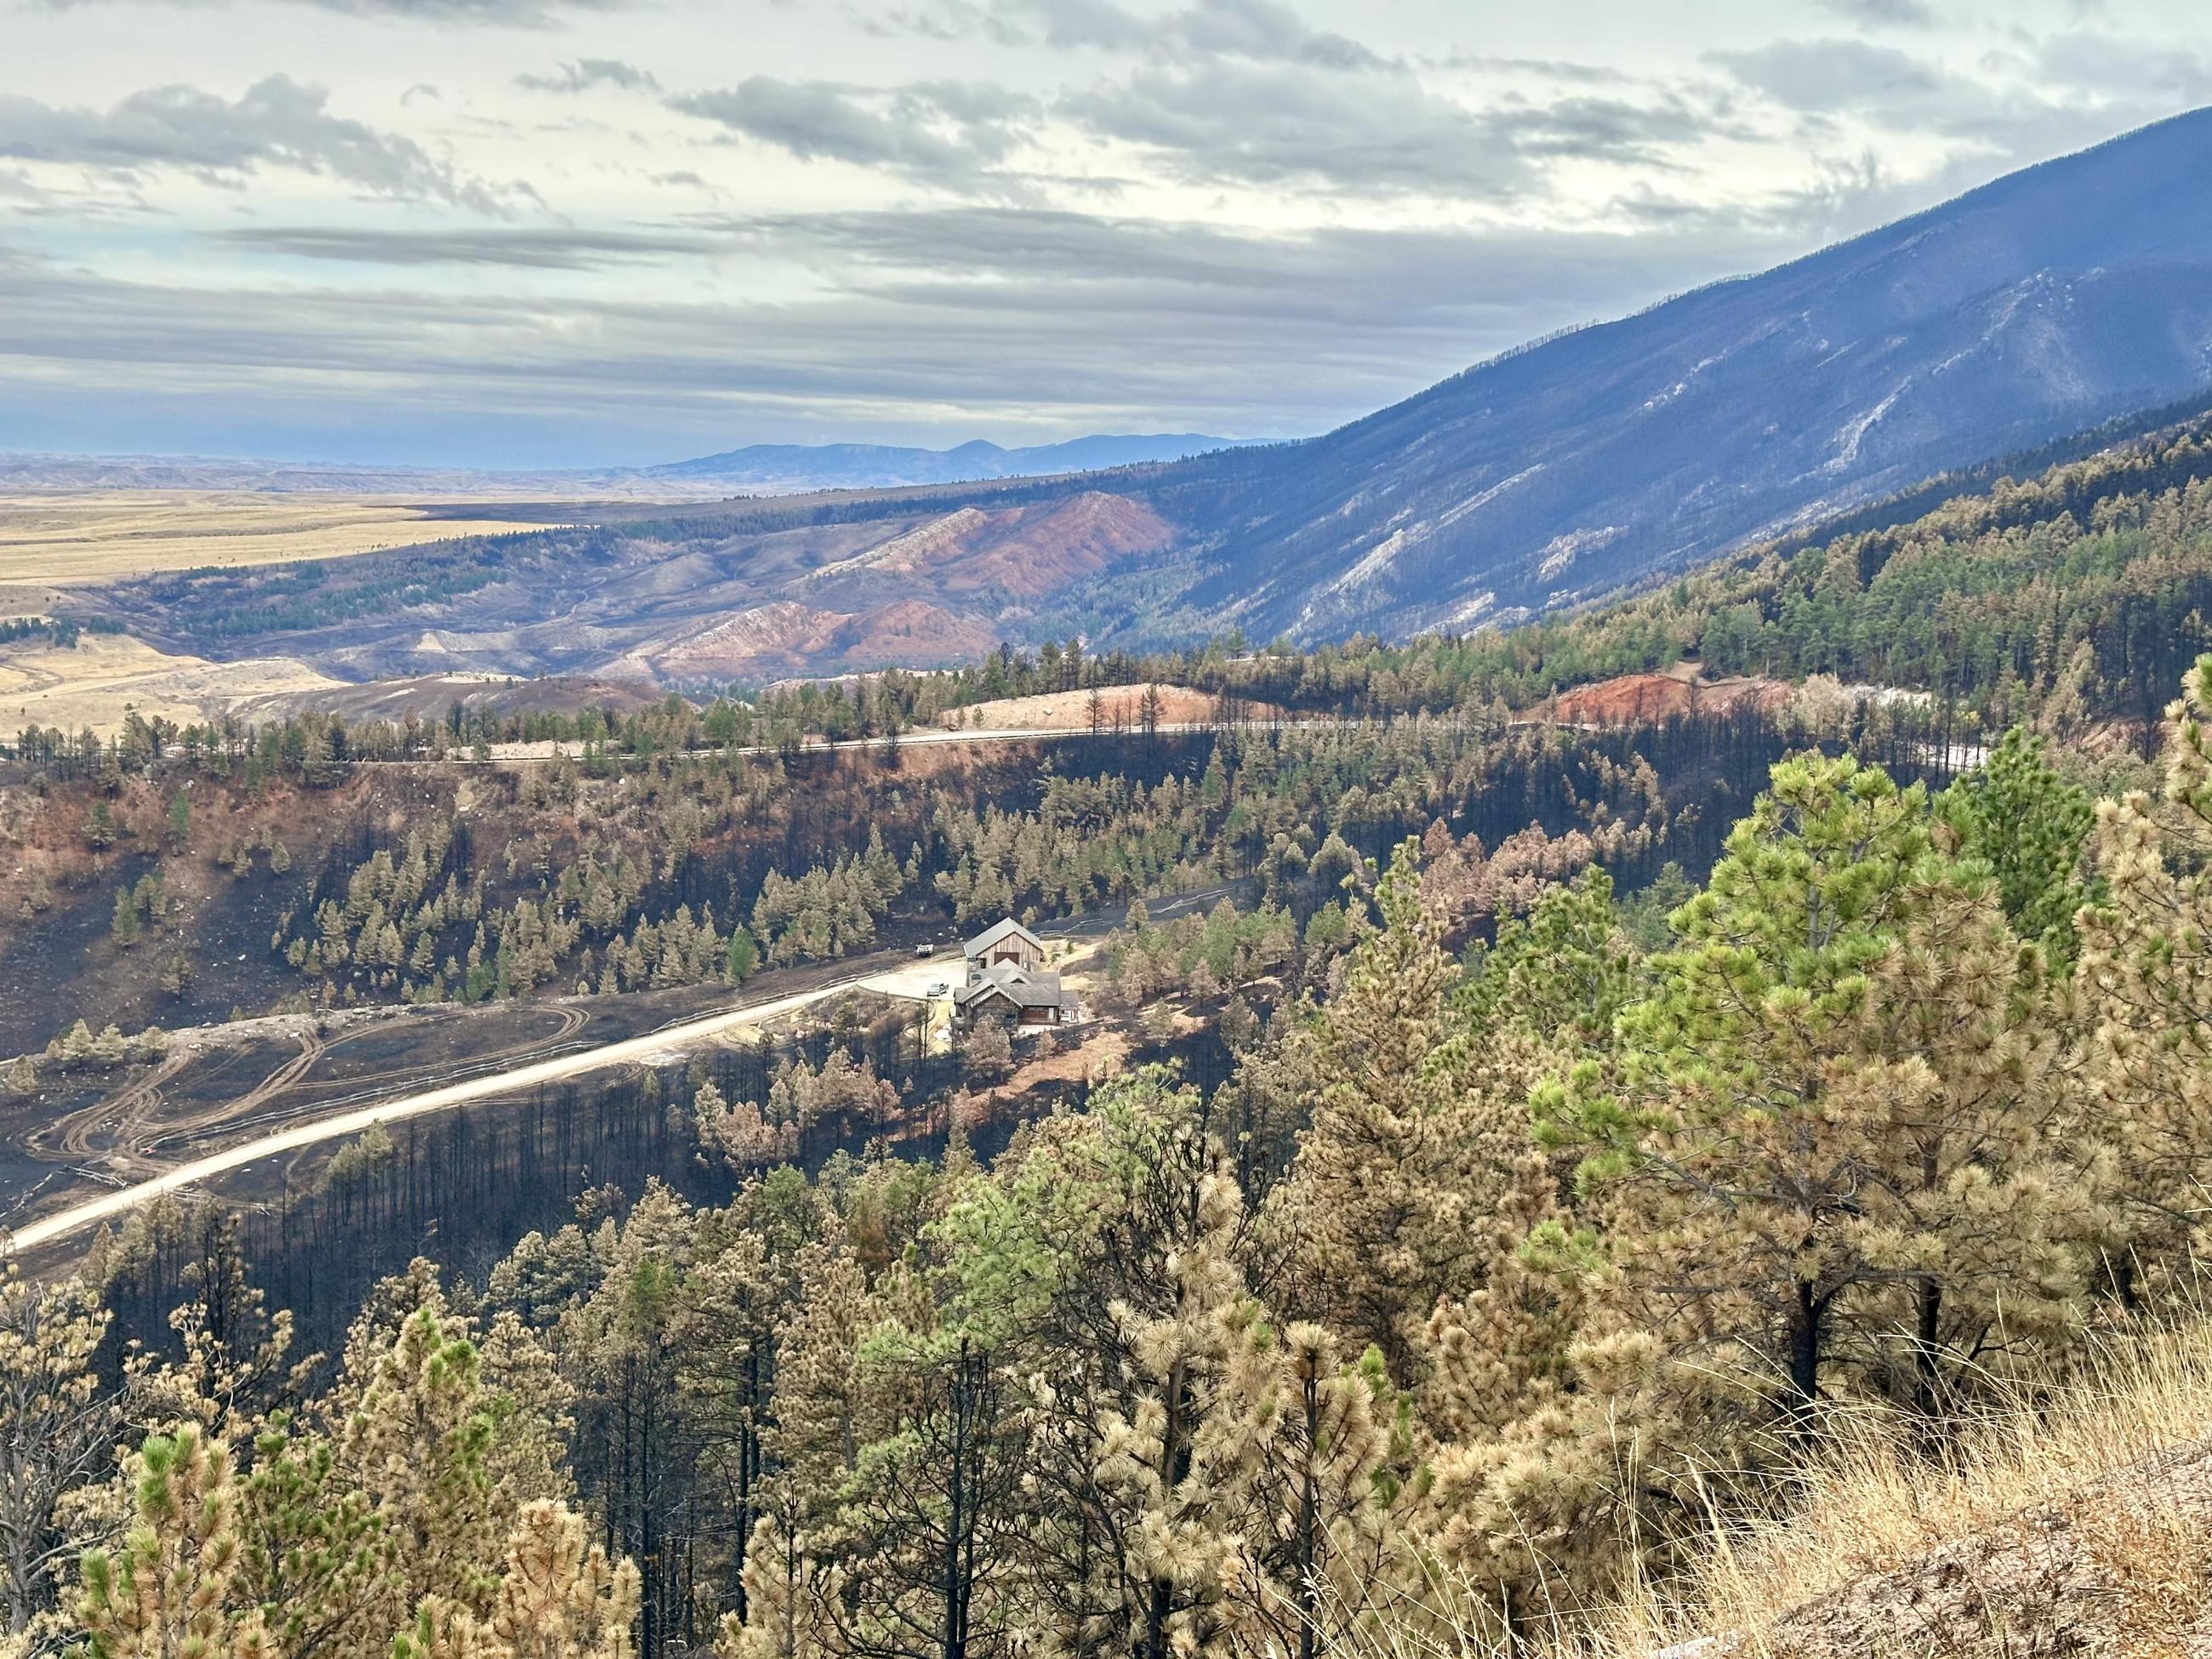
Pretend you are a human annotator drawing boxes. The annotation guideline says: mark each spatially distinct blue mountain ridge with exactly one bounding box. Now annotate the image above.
[1122,105,2212,641]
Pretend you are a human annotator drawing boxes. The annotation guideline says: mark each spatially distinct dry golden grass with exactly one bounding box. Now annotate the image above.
[939,682,1259,732]
[0,491,562,585]
[0,632,339,737]
[1603,1325,2212,1653]
[1331,1318,2212,1659]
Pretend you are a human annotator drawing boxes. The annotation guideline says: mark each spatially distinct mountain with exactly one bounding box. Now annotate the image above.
[1120,105,2212,641]
[0,434,1252,499]
[82,109,2212,686]
[642,433,1251,492]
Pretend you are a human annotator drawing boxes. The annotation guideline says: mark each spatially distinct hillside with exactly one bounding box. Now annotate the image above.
[1135,105,2212,641]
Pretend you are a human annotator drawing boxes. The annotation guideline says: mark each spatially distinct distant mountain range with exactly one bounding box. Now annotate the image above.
[643,434,1255,491]
[0,433,1254,499]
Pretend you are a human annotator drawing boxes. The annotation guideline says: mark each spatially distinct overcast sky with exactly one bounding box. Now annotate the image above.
[3,0,2208,467]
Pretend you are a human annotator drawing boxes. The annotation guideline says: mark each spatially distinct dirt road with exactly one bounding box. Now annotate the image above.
[2,963,932,1256]
[0,875,1247,1257]
[475,719,1277,764]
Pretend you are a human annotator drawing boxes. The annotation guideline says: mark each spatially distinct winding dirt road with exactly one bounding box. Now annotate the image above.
[3,972,879,1256]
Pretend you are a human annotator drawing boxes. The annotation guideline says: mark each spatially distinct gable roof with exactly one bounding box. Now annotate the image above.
[955,963,1063,1009]
[964,917,1045,959]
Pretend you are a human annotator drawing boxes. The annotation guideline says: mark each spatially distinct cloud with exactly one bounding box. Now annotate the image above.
[0,77,515,213]
[1704,31,2199,202]
[1020,0,1387,68]
[1810,0,1936,26]
[873,0,1394,69]
[2031,32,2212,103]
[216,225,719,267]
[1706,39,1953,119]
[1058,61,1536,196]
[0,207,1794,465]
[515,59,664,96]
[33,0,637,21]
[669,77,1041,194]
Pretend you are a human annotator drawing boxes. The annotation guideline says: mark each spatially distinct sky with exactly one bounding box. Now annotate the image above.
[3,0,2209,469]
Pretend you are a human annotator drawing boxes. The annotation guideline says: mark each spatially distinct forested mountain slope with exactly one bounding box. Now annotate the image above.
[1108,408,2212,737]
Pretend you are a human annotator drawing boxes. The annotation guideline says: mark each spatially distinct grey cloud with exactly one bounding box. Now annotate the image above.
[1707,39,1951,117]
[1428,55,1636,85]
[2032,33,2212,102]
[1707,33,2196,190]
[1165,0,1388,71]
[1006,0,1386,68]
[850,0,1014,42]
[34,0,635,21]
[1507,92,1754,164]
[669,77,1041,194]
[0,77,514,213]
[694,207,1794,340]
[1058,61,1536,195]
[516,59,664,95]
[0,207,1796,464]
[860,0,1389,69]
[1811,0,1937,27]
[217,225,718,267]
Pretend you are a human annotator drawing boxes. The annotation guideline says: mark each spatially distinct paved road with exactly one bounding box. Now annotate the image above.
[1,965,931,1256]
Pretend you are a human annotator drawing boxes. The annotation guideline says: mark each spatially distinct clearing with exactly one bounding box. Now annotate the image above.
[0,492,565,586]
[940,683,1259,732]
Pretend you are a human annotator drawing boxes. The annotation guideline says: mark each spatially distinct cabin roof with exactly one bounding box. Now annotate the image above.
[955,963,1063,1009]
[964,916,1046,959]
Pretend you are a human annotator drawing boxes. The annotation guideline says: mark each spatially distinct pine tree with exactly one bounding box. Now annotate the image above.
[717,1497,824,1659]
[2077,653,2212,1280]
[1541,753,2085,1416]
[1941,726,2094,963]
[71,1422,278,1659]
[482,1502,640,1659]
[0,1269,127,1639]
[237,1412,391,1659]
[396,1502,638,1659]
[335,1301,499,1620]
[1275,840,1543,1375]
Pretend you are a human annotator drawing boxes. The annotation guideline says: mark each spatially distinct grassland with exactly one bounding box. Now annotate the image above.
[0,632,339,735]
[0,491,567,586]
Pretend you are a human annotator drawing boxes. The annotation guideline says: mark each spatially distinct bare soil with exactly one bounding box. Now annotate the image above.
[942,682,1254,732]
[0,946,924,1263]
[1721,1439,2212,1658]
[1546,667,1790,727]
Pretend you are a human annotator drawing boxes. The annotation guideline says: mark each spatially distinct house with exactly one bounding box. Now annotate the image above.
[955,962,1069,1027]
[955,918,1069,1027]
[964,917,1046,978]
